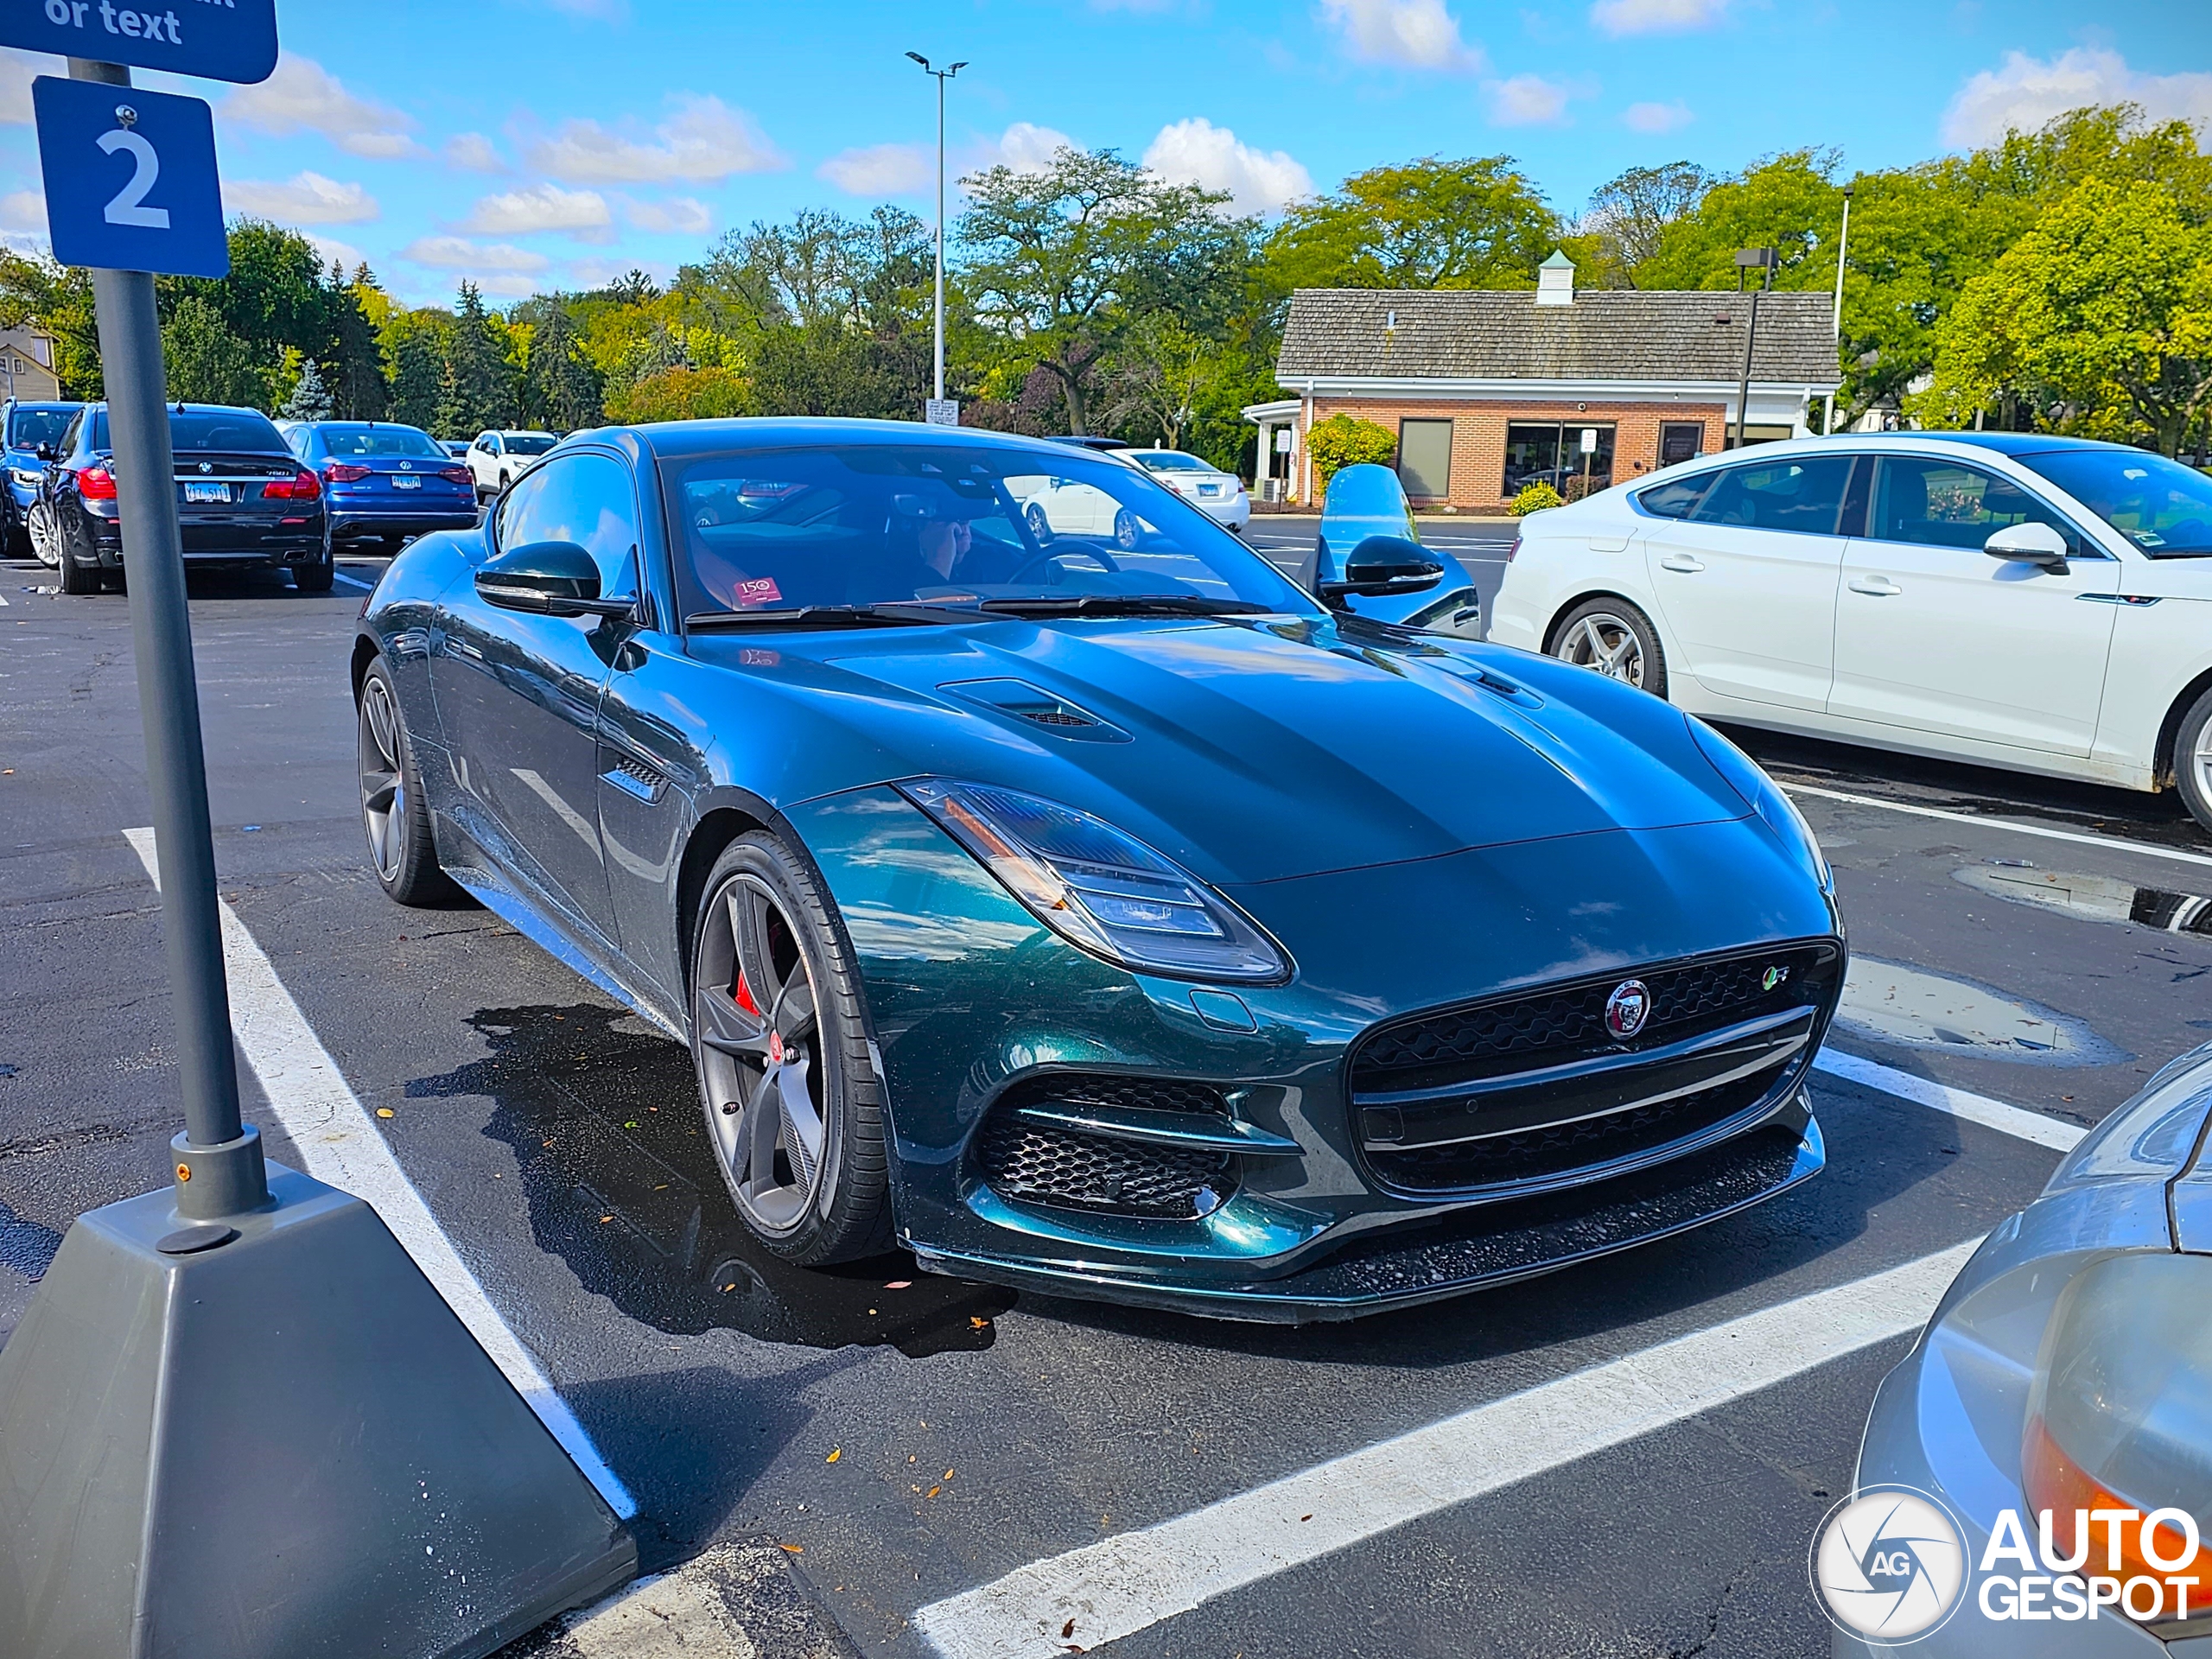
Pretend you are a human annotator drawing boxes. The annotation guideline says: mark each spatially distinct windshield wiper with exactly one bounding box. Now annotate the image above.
[976,594,1275,619]
[685,602,964,632]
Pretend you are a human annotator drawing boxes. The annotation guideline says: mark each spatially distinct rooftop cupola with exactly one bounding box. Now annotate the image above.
[1535,249,1575,308]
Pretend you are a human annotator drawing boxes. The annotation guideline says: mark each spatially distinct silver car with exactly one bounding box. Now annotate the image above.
[1838,1042,2212,1656]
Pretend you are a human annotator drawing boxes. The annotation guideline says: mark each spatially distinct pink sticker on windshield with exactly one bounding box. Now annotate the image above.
[734,577,781,607]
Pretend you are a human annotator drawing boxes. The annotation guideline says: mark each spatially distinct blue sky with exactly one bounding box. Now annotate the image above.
[3,0,2209,309]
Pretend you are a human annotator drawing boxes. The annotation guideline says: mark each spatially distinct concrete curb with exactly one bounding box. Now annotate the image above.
[499,1541,863,1659]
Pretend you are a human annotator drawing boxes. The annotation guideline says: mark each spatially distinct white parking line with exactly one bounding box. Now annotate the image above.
[1784,781,2212,872]
[912,1238,1980,1659]
[123,826,636,1520]
[331,571,374,594]
[1812,1047,2085,1152]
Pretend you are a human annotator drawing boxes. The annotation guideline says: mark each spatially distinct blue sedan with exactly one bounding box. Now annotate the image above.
[283,420,478,555]
[351,418,1842,1319]
[3,400,80,563]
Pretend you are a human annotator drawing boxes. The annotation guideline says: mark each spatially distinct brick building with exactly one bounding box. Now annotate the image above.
[1244,252,1841,510]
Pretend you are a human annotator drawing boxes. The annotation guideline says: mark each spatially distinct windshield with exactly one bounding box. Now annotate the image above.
[321,423,444,458]
[90,409,289,454]
[1137,452,1211,472]
[505,434,557,456]
[7,406,75,450]
[2016,448,2212,557]
[664,442,1314,620]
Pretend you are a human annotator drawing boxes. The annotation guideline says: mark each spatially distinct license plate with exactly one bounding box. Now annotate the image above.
[183,481,228,503]
[1198,484,1220,497]
[392,475,421,490]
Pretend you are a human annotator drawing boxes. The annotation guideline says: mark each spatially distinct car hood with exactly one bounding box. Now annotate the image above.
[693,613,1751,887]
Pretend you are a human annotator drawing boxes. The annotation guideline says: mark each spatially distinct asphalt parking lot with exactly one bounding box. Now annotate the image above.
[5,546,2210,1658]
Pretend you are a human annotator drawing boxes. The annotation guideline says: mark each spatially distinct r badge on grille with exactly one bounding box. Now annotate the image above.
[1604,979,1650,1040]
[1762,965,1790,992]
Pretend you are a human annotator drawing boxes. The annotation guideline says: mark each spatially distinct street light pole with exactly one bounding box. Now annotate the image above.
[1732,246,1777,451]
[1826,185,1853,435]
[905,51,966,409]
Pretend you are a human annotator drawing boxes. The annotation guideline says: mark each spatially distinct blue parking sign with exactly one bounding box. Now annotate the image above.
[33,78,227,278]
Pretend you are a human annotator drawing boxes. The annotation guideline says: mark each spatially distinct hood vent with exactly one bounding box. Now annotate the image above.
[940,677,1132,743]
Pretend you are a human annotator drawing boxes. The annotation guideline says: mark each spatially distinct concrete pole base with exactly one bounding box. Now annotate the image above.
[0,1164,635,1658]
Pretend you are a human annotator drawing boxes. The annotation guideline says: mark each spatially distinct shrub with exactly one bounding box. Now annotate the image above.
[606,365,753,424]
[1510,480,1564,516]
[1306,414,1396,495]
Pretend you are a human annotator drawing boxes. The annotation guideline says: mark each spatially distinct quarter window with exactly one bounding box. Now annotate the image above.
[1686,455,1854,535]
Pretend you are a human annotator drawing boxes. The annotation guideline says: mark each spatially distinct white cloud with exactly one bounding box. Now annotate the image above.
[460,181,613,238]
[401,237,551,273]
[528,93,784,184]
[977,121,1077,175]
[0,188,45,232]
[1314,0,1485,73]
[222,54,423,160]
[1941,47,2212,148]
[223,172,379,225]
[1590,0,1730,36]
[1141,118,1313,213]
[622,196,713,234]
[1623,99,1694,133]
[1,49,57,124]
[1485,73,1576,125]
[302,233,368,273]
[819,143,933,197]
[445,132,506,172]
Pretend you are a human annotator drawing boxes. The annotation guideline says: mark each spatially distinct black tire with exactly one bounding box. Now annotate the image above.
[57,543,99,595]
[357,658,449,905]
[689,833,892,1266]
[1548,596,1668,698]
[2177,683,2212,837]
[293,540,334,594]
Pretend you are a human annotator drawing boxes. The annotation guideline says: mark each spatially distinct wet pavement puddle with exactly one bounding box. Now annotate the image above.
[407,1004,1014,1356]
[1835,957,2121,1063]
[1955,861,2212,938]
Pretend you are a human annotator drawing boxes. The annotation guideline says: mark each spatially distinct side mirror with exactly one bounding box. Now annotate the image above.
[1319,534,1445,602]
[1984,521,2069,571]
[475,540,632,619]
[34,442,53,461]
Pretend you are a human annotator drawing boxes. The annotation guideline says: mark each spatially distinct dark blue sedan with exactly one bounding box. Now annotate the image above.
[283,420,478,555]
[3,399,80,562]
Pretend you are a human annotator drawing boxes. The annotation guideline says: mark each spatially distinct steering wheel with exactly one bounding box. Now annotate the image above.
[1007,543,1121,585]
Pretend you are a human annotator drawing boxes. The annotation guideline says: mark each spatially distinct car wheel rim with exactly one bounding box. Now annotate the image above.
[2195,720,2212,808]
[695,873,830,1236]
[1027,505,1052,543]
[358,678,407,881]
[1555,614,1644,687]
[1114,509,1139,549]
[27,503,57,568]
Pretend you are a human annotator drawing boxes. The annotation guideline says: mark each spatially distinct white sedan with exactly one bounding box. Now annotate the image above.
[1125,449,1252,532]
[1486,432,2212,834]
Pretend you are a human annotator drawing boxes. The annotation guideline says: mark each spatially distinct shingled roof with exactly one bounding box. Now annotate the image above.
[1278,285,1841,387]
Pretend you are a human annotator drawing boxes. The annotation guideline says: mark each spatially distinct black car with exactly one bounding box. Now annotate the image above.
[282,420,478,554]
[43,403,332,595]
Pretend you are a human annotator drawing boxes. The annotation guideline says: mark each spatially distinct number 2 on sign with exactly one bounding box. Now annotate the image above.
[98,128,168,229]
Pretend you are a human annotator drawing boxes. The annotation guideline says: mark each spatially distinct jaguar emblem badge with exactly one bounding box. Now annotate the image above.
[1604,979,1651,1040]
[767,1030,785,1066]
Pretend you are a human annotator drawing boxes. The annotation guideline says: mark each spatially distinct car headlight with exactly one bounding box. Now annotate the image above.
[1686,716,1832,894]
[11,468,41,487]
[900,779,1291,983]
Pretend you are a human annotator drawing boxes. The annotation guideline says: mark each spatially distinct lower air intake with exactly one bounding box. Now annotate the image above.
[978,1120,1230,1220]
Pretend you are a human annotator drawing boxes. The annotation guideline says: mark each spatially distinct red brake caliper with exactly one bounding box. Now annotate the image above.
[733,969,760,1016]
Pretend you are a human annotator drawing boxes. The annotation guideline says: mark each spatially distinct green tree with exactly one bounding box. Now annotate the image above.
[518,301,604,430]
[606,365,753,423]
[957,146,1249,433]
[162,294,262,405]
[1580,161,1713,270]
[386,316,448,433]
[436,282,514,435]
[279,357,334,420]
[1914,179,2212,454]
[327,265,388,421]
[0,254,100,397]
[1306,413,1396,493]
[1264,156,1558,291]
[1103,313,1220,450]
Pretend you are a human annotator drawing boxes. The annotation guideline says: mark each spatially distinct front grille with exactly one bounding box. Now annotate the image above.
[1367,1071,1773,1190]
[1353,943,1839,1095]
[976,1072,1235,1218]
[978,1121,1230,1218]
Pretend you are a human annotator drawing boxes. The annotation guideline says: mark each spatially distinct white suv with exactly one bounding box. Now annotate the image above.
[465,429,558,499]
[1486,432,2212,833]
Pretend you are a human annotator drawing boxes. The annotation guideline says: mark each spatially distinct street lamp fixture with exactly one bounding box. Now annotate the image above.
[1732,246,1777,450]
[906,51,968,413]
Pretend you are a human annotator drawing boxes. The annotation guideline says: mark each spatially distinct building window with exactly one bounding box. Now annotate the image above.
[1659,422,1704,467]
[1503,422,1615,499]
[1397,418,1452,498]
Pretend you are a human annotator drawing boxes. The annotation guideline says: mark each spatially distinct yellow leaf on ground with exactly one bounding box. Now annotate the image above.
[825,1448,841,1464]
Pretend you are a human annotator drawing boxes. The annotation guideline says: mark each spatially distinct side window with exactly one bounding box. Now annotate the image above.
[1688,455,1853,534]
[496,454,639,594]
[1869,458,2078,552]
[1637,471,1716,520]
[58,408,84,456]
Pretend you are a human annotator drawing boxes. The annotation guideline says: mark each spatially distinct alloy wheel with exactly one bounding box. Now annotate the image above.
[358,676,408,882]
[1554,613,1645,687]
[26,501,58,568]
[695,873,830,1236]
[2194,719,2212,811]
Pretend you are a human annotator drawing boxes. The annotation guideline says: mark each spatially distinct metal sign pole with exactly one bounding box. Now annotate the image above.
[70,57,266,1217]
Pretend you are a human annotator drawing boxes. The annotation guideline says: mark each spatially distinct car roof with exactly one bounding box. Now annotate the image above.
[629,416,1141,466]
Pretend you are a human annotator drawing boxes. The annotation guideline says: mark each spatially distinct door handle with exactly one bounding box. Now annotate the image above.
[1658,554,1705,573]
[1847,575,1903,596]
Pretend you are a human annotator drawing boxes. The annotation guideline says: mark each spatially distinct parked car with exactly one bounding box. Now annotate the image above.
[465,429,558,500]
[1127,448,1252,533]
[353,417,1842,1318]
[1306,462,1484,638]
[1007,470,1154,549]
[42,402,330,596]
[283,420,476,555]
[1049,435,1133,452]
[440,439,470,460]
[1837,1039,2212,1656]
[3,399,79,562]
[1488,434,2212,834]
